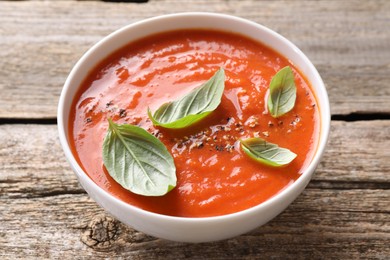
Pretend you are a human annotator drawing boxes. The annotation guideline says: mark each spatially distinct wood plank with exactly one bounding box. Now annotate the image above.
[317,120,390,183]
[1,121,389,199]
[0,120,389,257]
[0,0,389,118]
[0,190,388,258]
[0,124,83,198]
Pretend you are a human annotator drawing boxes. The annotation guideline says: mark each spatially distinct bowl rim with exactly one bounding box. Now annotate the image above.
[58,12,330,223]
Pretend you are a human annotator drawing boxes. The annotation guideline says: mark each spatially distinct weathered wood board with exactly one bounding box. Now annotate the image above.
[0,121,389,258]
[1,190,388,259]
[0,0,389,258]
[0,0,389,118]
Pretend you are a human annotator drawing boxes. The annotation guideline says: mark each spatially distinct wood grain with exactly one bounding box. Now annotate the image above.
[0,121,389,258]
[0,0,389,118]
[0,190,388,259]
[1,0,389,258]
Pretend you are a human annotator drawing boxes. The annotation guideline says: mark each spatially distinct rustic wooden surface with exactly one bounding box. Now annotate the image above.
[0,0,389,259]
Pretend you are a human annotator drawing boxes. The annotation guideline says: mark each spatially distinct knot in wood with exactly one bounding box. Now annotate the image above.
[81,214,120,250]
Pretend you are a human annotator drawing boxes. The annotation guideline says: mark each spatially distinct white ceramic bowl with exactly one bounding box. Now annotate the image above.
[58,12,330,243]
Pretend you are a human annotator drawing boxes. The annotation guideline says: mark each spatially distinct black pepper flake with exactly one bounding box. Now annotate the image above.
[227,117,232,122]
[215,145,224,152]
[85,117,92,123]
[119,109,127,118]
[106,101,113,108]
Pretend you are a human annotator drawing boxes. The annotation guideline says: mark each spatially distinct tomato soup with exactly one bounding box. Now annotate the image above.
[69,29,320,217]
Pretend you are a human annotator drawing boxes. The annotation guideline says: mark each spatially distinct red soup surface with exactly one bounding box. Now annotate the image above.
[69,29,320,217]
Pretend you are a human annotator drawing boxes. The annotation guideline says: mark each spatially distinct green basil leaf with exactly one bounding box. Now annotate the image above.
[240,137,297,167]
[267,66,296,118]
[102,119,176,196]
[148,67,225,129]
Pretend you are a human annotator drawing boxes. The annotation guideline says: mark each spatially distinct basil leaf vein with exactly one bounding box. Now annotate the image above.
[102,119,176,196]
[267,66,296,118]
[240,137,297,167]
[148,67,225,129]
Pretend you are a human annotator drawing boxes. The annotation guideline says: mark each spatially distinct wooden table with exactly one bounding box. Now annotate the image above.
[1,0,389,258]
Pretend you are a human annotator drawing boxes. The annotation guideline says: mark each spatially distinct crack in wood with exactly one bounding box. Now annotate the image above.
[2,0,148,2]
[0,189,87,199]
[81,214,120,250]
[102,0,148,2]
[331,113,390,122]
[79,214,160,251]
[0,112,389,125]
[36,189,87,197]
[309,180,390,190]
[0,117,57,125]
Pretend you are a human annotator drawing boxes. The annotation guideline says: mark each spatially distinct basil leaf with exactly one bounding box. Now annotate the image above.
[240,137,297,167]
[102,119,176,196]
[148,67,225,129]
[267,66,296,118]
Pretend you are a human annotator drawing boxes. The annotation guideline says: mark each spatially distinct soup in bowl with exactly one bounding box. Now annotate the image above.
[58,13,330,243]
